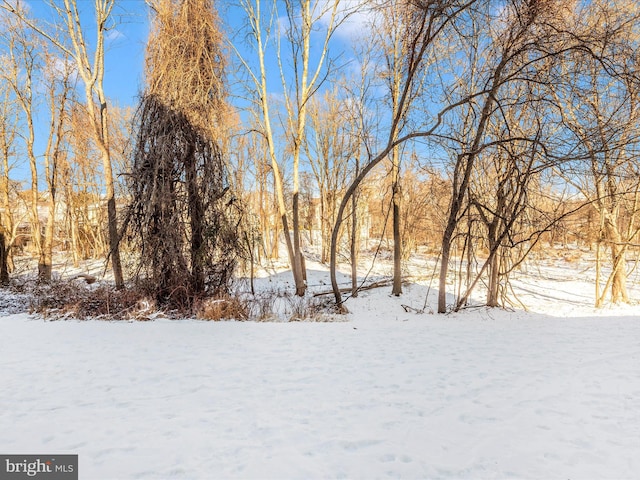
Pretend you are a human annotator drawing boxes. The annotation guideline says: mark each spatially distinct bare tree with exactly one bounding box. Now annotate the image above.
[235,0,350,296]
[239,124,280,261]
[39,52,74,281]
[306,88,354,264]
[435,0,585,312]
[0,13,42,270]
[342,49,379,298]
[553,2,640,306]
[1,0,125,287]
[375,1,426,296]
[330,0,479,307]
[60,103,108,265]
[0,61,19,280]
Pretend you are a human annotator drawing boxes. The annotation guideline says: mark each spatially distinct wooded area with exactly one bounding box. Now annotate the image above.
[0,0,639,315]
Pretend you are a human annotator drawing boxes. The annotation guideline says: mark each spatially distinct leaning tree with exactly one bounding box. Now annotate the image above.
[127,0,242,306]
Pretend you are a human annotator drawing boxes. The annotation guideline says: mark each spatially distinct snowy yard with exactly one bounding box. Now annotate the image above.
[1,254,640,479]
[1,311,639,477]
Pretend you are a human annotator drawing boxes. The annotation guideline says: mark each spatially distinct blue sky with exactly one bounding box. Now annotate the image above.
[20,0,369,110]
[102,2,149,106]
[3,0,375,182]
[23,0,150,107]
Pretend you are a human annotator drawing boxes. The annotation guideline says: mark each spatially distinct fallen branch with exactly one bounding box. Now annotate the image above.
[70,274,97,284]
[313,278,394,297]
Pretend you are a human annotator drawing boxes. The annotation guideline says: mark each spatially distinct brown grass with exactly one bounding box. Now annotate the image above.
[29,281,156,320]
[24,279,343,323]
[195,295,248,321]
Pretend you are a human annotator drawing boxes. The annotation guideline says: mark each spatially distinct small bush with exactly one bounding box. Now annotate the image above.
[195,295,248,321]
[286,294,342,322]
[126,297,159,321]
[245,289,287,322]
[247,294,276,321]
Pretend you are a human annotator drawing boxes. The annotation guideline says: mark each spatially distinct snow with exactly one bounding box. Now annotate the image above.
[1,253,640,479]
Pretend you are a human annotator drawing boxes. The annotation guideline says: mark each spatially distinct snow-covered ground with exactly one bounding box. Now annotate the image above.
[1,251,639,479]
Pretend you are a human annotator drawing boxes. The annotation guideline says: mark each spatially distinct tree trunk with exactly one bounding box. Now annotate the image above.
[595,207,604,307]
[320,190,328,264]
[391,148,402,296]
[70,207,80,267]
[485,220,500,307]
[350,188,358,298]
[610,243,628,303]
[486,249,500,307]
[392,185,402,296]
[271,185,279,260]
[0,231,8,285]
[1,113,14,275]
[39,196,55,282]
[0,211,13,278]
[96,103,124,289]
[438,218,455,313]
[292,190,306,296]
[28,156,41,261]
[605,216,629,303]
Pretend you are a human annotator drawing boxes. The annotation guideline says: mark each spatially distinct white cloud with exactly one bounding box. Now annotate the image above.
[276,14,288,38]
[45,55,79,85]
[316,0,379,41]
[3,0,31,14]
[267,91,286,106]
[106,28,125,43]
[277,1,378,43]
